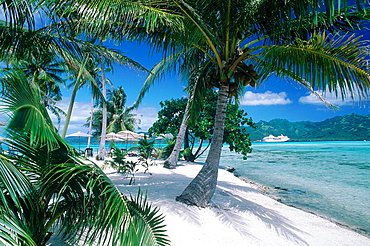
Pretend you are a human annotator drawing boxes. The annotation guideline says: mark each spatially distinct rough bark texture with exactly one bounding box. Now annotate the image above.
[176,83,229,207]
[164,103,190,169]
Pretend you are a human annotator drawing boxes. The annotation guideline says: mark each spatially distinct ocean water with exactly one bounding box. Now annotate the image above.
[74,141,370,235]
[196,141,370,235]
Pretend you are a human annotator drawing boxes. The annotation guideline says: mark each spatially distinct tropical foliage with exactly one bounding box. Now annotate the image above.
[2,0,370,211]
[0,53,67,127]
[0,71,169,245]
[149,90,256,162]
[105,145,139,185]
[135,136,156,174]
[39,0,370,207]
[87,86,138,137]
[0,1,171,244]
[131,0,370,207]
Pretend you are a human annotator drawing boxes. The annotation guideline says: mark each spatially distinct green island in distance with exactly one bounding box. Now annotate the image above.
[246,113,370,142]
[65,113,370,145]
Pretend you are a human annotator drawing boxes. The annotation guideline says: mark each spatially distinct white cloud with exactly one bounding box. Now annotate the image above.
[241,91,292,106]
[50,98,93,135]
[298,90,364,106]
[133,107,159,132]
[50,98,159,134]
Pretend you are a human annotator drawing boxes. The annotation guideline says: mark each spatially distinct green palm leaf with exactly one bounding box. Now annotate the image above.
[259,32,370,100]
[0,69,169,245]
[0,70,61,151]
[126,190,171,246]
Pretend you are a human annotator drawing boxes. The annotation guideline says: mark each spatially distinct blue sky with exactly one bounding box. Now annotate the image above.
[0,4,368,138]
[55,38,370,135]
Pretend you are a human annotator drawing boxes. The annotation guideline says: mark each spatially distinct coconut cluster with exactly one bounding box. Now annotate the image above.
[204,64,260,94]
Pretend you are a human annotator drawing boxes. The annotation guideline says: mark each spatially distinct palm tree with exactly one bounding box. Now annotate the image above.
[0,70,169,245]
[0,52,67,127]
[30,0,370,208]
[107,86,138,133]
[0,1,148,143]
[87,86,138,136]
[130,0,370,207]
[163,102,189,169]
[0,2,170,244]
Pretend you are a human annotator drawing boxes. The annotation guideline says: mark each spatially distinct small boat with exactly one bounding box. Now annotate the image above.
[263,134,290,142]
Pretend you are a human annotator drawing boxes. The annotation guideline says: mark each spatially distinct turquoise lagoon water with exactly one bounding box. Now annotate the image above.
[76,141,370,235]
[197,141,370,235]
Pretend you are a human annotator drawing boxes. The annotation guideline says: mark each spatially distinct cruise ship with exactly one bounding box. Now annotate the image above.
[262,134,290,142]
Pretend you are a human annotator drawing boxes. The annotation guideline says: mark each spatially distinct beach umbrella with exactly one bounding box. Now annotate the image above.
[117,130,142,149]
[65,131,93,150]
[106,132,121,138]
[117,130,142,139]
[106,137,125,149]
[117,130,143,142]
[105,137,125,142]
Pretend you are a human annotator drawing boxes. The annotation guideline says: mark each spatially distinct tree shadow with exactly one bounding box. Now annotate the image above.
[211,181,309,245]
[107,162,309,245]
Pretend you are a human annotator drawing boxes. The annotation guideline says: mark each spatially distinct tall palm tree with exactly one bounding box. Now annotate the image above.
[98,52,109,158]
[32,0,370,207]
[107,86,138,133]
[0,70,169,246]
[0,1,148,142]
[87,86,138,136]
[163,101,189,169]
[131,0,370,207]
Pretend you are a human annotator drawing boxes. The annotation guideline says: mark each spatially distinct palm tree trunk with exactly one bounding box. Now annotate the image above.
[61,87,78,139]
[87,98,94,148]
[163,103,190,169]
[176,83,229,207]
[61,57,88,139]
[98,56,107,159]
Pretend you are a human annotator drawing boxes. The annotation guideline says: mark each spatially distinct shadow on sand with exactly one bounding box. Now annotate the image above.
[107,161,309,245]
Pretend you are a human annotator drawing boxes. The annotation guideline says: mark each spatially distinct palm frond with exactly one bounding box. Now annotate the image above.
[0,68,169,245]
[259,32,370,101]
[130,49,185,109]
[126,189,170,246]
[252,0,370,44]
[0,155,38,245]
[1,0,35,31]
[0,70,61,151]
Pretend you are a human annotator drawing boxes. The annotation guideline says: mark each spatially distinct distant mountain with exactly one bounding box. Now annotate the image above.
[247,113,370,141]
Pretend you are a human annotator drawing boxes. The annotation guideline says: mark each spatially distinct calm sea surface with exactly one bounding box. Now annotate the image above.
[197,141,370,235]
[76,141,370,235]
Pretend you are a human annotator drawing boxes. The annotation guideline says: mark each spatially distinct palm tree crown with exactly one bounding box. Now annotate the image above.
[137,0,370,206]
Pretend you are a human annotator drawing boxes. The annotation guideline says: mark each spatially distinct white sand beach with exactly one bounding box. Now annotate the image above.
[95,158,370,246]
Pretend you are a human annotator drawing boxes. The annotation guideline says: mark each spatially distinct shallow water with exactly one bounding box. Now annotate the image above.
[75,141,370,235]
[197,141,370,235]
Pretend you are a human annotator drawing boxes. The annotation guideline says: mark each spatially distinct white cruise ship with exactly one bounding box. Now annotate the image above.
[262,134,290,142]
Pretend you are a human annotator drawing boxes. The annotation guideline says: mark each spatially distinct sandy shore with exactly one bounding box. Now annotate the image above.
[94,158,370,246]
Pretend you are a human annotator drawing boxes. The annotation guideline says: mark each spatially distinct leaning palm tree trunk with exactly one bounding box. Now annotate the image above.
[176,83,229,207]
[164,102,190,169]
[61,58,88,139]
[98,55,107,159]
[61,85,79,139]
